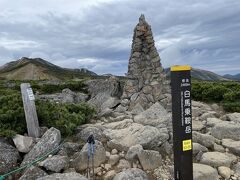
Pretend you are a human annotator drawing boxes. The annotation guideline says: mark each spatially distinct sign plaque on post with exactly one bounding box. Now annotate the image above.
[20,83,40,138]
[171,65,193,180]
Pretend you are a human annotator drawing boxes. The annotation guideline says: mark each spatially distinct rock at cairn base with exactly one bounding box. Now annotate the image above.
[193,163,218,180]
[37,172,87,180]
[121,14,168,110]
[21,127,61,167]
[113,168,148,180]
[19,166,47,180]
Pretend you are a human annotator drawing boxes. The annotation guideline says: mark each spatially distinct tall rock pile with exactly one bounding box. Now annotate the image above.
[121,14,168,110]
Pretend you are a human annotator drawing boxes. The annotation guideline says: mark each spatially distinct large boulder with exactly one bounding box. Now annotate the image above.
[19,166,47,180]
[192,107,204,117]
[12,134,34,153]
[71,140,106,171]
[193,131,215,149]
[21,127,61,167]
[76,126,105,142]
[133,102,171,128]
[76,92,89,102]
[62,88,75,103]
[61,89,88,103]
[113,168,148,180]
[104,123,169,151]
[211,122,240,140]
[130,103,144,115]
[86,78,123,112]
[200,111,218,121]
[193,143,208,156]
[222,139,240,156]
[86,77,123,98]
[193,163,218,180]
[116,159,131,172]
[126,144,143,161]
[38,90,88,103]
[58,142,81,157]
[100,97,121,112]
[213,143,225,153]
[138,150,162,170]
[0,142,21,174]
[200,152,237,167]
[192,121,204,131]
[206,118,222,127]
[108,114,132,122]
[224,113,240,123]
[218,166,232,179]
[109,154,120,166]
[103,119,133,130]
[192,101,212,110]
[39,155,69,172]
[232,162,240,176]
[37,172,87,180]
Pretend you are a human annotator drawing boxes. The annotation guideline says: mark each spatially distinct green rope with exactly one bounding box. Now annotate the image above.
[0,141,63,180]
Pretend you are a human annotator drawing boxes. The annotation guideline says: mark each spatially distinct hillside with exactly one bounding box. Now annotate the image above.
[164,67,229,81]
[0,57,97,80]
[223,73,240,81]
[0,57,232,81]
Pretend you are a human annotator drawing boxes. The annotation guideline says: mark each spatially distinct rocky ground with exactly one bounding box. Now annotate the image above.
[0,78,240,180]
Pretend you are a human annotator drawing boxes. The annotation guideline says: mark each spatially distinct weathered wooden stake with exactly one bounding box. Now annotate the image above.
[20,83,40,138]
[171,65,193,180]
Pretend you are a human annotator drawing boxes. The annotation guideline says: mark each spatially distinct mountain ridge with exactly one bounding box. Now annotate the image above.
[223,73,240,81]
[0,57,97,80]
[164,67,229,81]
[0,57,234,81]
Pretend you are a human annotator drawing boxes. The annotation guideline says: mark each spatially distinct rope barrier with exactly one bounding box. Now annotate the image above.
[0,141,64,180]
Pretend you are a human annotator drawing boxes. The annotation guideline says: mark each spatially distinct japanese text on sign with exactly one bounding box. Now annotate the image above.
[181,81,192,134]
[27,88,35,101]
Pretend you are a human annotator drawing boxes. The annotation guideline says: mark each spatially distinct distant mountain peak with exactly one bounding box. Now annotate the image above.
[164,67,230,81]
[223,73,240,80]
[0,57,97,80]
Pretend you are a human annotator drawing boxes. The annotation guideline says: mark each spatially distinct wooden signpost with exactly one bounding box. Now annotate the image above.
[171,65,193,180]
[20,83,40,138]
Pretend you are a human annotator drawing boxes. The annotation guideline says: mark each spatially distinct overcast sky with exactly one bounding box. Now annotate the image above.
[0,0,239,75]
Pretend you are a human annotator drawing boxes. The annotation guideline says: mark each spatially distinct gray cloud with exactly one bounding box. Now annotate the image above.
[0,0,239,75]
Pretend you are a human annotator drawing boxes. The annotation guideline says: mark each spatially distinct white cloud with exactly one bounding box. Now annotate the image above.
[29,52,51,60]
[0,0,239,75]
[0,46,14,64]
[0,38,41,50]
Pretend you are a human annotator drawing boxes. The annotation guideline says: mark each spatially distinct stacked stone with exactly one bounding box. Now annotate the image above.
[122,14,167,110]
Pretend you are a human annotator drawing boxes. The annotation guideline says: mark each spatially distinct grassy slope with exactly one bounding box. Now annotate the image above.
[0,58,97,80]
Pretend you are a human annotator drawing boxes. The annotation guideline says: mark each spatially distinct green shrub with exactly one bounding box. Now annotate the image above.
[0,92,26,137]
[191,81,240,112]
[0,84,95,137]
[223,91,240,102]
[222,102,240,112]
[32,81,88,94]
[202,85,228,101]
[36,101,95,136]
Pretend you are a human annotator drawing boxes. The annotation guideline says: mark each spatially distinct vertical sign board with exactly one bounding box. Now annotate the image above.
[171,66,193,180]
[20,83,40,138]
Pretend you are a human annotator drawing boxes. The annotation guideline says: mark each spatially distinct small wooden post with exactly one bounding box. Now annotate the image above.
[20,83,40,138]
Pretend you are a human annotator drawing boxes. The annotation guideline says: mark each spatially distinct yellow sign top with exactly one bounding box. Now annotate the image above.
[171,65,192,71]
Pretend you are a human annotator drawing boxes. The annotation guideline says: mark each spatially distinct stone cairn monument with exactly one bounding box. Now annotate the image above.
[121,15,169,111]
